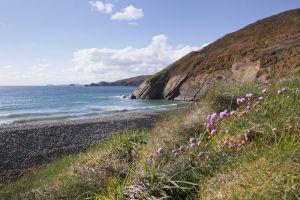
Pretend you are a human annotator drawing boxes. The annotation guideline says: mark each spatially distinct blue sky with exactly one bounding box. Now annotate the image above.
[0,0,299,85]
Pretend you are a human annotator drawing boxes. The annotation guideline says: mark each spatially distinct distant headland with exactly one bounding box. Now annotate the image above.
[85,75,152,86]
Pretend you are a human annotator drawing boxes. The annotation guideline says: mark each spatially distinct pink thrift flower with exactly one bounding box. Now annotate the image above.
[206,123,212,129]
[156,147,163,154]
[252,103,257,108]
[277,89,283,94]
[246,93,253,100]
[247,105,251,110]
[258,96,264,101]
[220,109,229,118]
[262,88,267,94]
[207,114,211,120]
[189,137,195,144]
[210,129,217,136]
[209,113,218,125]
[179,145,184,151]
[237,97,246,105]
[244,131,251,141]
[198,151,205,158]
[238,97,246,105]
[190,143,196,148]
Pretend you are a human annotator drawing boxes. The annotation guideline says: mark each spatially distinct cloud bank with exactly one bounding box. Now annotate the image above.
[73,34,206,81]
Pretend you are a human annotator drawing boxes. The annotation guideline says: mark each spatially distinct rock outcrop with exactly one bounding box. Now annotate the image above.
[132,9,300,100]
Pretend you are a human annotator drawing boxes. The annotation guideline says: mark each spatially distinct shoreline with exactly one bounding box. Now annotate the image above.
[0,109,178,183]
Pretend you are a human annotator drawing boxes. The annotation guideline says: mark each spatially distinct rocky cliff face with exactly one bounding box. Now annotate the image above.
[132,9,300,101]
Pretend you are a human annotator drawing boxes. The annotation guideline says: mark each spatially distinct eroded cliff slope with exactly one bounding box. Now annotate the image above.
[132,9,300,100]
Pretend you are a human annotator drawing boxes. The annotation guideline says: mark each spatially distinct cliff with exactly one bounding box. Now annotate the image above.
[86,75,151,86]
[132,9,300,100]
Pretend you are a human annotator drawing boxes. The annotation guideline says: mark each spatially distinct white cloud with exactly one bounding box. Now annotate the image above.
[89,1,113,14]
[111,5,144,21]
[73,34,205,81]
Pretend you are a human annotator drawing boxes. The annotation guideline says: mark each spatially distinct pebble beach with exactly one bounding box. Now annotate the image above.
[0,110,166,183]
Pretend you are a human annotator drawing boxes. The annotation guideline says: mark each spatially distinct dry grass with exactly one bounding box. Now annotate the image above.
[201,140,300,199]
[0,131,146,200]
[124,76,300,199]
[140,105,210,161]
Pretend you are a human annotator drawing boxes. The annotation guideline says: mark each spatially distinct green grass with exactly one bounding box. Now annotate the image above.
[120,78,300,199]
[1,76,299,200]
[0,131,147,200]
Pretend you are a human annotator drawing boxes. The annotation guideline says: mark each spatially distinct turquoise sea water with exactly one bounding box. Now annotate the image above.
[0,86,181,126]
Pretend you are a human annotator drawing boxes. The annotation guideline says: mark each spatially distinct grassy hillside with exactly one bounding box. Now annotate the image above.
[1,72,299,199]
[132,9,300,100]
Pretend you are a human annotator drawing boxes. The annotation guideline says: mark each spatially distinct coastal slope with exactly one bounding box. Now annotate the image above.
[132,8,300,100]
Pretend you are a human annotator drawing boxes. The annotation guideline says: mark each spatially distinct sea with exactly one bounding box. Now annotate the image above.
[0,86,182,126]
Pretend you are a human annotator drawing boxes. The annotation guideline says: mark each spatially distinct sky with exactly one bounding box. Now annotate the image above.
[0,0,299,85]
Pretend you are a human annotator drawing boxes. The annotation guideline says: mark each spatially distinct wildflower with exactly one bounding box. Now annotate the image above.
[198,151,205,158]
[262,88,267,94]
[282,87,288,92]
[190,143,196,148]
[206,123,212,129]
[156,147,163,154]
[244,131,250,141]
[206,114,211,120]
[247,105,251,110]
[277,89,283,94]
[189,137,195,144]
[252,103,257,108]
[240,98,246,104]
[220,109,229,118]
[258,96,264,101]
[178,145,184,151]
[237,97,246,105]
[210,129,217,136]
[246,93,253,100]
[209,113,218,125]
[230,111,236,116]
